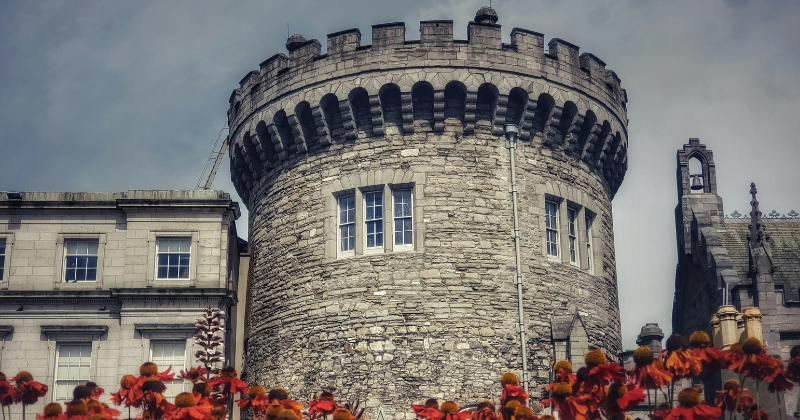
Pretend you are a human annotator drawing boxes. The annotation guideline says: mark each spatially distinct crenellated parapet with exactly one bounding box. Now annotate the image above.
[228,9,629,205]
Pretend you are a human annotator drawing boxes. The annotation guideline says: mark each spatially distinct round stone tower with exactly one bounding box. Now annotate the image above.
[228,8,628,418]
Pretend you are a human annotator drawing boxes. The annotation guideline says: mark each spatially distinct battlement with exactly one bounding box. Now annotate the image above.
[227,8,629,206]
[228,10,627,125]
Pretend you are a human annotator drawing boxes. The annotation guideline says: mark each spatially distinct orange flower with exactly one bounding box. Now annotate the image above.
[747,405,769,420]
[512,406,538,420]
[308,391,341,418]
[206,367,248,397]
[729,338,780,381]
[663,335,701,380]
[86,400,120,419]
[542,383,589,420]
[552,361,577,386]
[164,392,212,420]
[630,347,672,389]
[236,385,270,416]
[664,389,721,420]
[499,373,529,409]
[688,332,727,372]
[715,380,754,412]
[13,371,49,406]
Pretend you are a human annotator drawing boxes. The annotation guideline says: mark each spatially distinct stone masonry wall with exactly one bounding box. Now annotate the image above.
[234,10,626,420]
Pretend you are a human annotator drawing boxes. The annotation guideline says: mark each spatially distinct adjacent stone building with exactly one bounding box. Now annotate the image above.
[0,190,243,415]
[672,139,800,417]
[227,7,629,417]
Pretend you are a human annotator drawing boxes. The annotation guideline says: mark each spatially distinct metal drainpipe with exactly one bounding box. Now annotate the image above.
[505,124,529,393]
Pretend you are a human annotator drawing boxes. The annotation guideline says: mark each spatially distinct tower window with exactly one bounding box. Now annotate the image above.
[567,208,578,264]
[338,195,356,253]
[393,189,413,248]
[54,343,91,401]
[545,200,559,257]
[364,191,383,250]
[586,214,594,273]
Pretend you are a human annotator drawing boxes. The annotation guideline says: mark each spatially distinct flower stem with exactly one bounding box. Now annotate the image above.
[22,404,25,420]
[648,389,653,416]
[756,380,761,420]
[777,391,784,420]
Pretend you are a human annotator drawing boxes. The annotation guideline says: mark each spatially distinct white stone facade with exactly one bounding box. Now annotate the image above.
[0,190,242,415]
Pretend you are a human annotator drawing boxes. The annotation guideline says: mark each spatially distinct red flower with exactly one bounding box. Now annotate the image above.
[111,375,137,407]
[542,383,589,420]
[501,384,530,407]
[87,400,121,419]
[631,361,673,389]
[748,406,769,420]
[786,345,800,382]
[165,392,212,420]
[665,389,721,420]
[607,385,646,415]
[471,402,498,420]
[13,371,49,406]
[206,367,248,397]
[768,369,794,393]
[37,403,68,420]
[552,361,578,386]
[649,403,672,420]
[440,401,471,420]
[0,373,15,407]
[308,391,341,418]
[715,380,753,412]
[412,399,443,420]
[236,386,270,417]
[729,339,780,381]
[179,367,208,384]
[586,362,626,386]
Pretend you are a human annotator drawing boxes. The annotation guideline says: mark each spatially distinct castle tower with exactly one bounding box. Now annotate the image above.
[228,8,628,417]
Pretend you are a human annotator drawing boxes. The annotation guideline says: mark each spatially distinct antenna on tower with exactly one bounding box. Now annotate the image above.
[287,23,290,38]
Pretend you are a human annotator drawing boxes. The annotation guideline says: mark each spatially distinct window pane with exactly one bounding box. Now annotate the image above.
[367,235,375,248]
[75,270,86,281]
[87,269,97,280]
[376,233,383,246]
[178,266,189,278]
[168,267,178,278]
[66,256,77,269]
[87,257,97,269]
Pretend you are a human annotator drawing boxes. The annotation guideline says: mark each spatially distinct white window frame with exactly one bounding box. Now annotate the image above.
[150,341,188,399]
[545,200,560,258]
[567,208,579,265]
[146,232,198,286]
[337,194,356,257]
[155,237,192,280]
[363,190,384,254]
[392,188,414,251]
[585,213,594,274]
[62,239,100,283]
[53,233,106,288]
[54,343,92,401]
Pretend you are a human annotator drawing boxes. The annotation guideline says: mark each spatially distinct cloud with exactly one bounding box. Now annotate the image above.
[1,0,798,350]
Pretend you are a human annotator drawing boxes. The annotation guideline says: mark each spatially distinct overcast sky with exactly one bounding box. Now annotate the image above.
[1,0,798,350]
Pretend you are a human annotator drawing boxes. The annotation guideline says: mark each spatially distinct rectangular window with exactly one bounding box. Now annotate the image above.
[545,200,559,257]
[338,195,356,252]
[364,191,383,249]
[64,239,99,282]
[0,238,5,281]
[54,343,91,401]
[393,189,413,247]
[586,215,594,273]
[156,238,191,279]
[567,208,578,264]
[151,341,186,399]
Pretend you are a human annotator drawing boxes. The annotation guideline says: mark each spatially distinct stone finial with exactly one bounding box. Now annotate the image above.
[710,314,722,347]
[286,34,308,51]
[474,6,499,24]
[636,323,664,353]
[748,182,766,247]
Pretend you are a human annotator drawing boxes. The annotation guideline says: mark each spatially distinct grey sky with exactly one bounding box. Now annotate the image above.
[1,0,799,350]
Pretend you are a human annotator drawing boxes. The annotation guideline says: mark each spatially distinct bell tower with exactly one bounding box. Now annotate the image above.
[675,138,724,257]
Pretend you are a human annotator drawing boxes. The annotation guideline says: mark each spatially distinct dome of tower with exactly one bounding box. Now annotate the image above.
[285,34,307,51]
[475,6,499,24]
